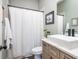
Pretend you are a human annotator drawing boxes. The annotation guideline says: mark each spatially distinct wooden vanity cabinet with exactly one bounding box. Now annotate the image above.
[42,41,76,59]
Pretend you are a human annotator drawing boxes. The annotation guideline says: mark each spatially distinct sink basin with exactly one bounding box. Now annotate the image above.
[47,35,78,49]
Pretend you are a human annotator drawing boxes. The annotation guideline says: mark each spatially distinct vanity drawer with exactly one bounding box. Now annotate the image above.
[60,51,76,59]
[42,41,49,50]
[42,41,50,59]
[49,44,59,58]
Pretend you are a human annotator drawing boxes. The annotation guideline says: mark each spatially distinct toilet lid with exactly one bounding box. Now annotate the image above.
[32,47,42,54]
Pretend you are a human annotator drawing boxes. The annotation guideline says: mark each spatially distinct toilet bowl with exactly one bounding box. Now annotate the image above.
[32,47,42,59]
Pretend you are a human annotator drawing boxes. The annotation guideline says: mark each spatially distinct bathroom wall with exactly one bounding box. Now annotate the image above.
[39,0,62,34]
[9,0,39,10]
[2,0,39,17]
[64,0,78,33]
[3,0,63,35]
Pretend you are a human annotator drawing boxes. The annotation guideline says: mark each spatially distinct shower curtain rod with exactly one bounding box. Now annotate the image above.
[8,5,44,12]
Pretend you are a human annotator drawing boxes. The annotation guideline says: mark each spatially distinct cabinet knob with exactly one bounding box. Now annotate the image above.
[50,57,53,59]
[64,58,65,59]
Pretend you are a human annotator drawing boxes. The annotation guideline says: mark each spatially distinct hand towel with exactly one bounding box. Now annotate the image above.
[5,17,13,49]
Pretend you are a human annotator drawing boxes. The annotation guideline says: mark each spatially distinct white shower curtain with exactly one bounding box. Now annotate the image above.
[9,7,43,57]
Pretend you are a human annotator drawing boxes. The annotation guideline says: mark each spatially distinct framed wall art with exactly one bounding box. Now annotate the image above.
[45,11,54,25]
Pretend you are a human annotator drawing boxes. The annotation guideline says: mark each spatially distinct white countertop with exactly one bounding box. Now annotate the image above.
[42,38,78,59]
[48,35,78,42]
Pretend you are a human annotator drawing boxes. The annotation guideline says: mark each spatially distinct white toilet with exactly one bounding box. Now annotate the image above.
[32,47,42,59]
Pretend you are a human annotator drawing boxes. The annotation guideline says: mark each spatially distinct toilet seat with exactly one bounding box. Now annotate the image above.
[32,47,42,54]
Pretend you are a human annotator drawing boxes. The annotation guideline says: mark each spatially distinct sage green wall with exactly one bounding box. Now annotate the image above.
[64,0,78,33]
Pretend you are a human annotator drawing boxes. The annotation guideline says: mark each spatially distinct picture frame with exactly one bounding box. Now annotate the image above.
[45,11,54,25]
[71,17,78,26]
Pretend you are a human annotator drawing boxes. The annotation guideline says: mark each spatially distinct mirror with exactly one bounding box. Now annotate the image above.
[44,0,78,37]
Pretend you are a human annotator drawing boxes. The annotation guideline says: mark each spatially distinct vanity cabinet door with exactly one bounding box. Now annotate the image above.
[49,44,59,58]
[42,51,50,59]
[60,52,76,59]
